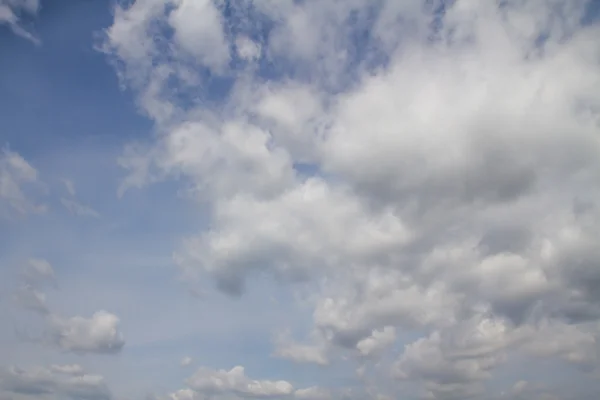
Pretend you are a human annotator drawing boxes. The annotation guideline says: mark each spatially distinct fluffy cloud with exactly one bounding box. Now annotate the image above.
[100,0,600,398]
[164,366,368,400]
[186,366,293,398]
[356,326,396,358]
[0,364,111,400]
[12,259,126,355]
[46,311,125,355]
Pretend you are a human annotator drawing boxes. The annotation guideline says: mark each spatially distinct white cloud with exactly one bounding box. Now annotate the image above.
[99,0,600,398]
[12,258,126,355]
[46,311,125,355]
[20,258,55,286]
[235,36,261,62]
[62,179,76,196]
[294,386,332,400]
[49,364,85,376]
[356,326,396,358]
[272,330,329,366]
[0,148,45,217]
[393,316,513,399]
[186,365,293,398]
[0,0,40,43]
[167,0,230,73]
[60,198,100,218]
[180,357,193,367]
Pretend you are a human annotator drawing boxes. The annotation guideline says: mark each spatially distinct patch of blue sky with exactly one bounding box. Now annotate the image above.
[0,1,152,157]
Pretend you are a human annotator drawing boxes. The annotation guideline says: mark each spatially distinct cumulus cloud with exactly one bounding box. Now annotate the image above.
[11,259,126,355]
[356,326,396,358]
[46,311,125,355]
[0,364,111,400]
[162,366,362,400]
[186,365,293,398]
[100,0,600,398]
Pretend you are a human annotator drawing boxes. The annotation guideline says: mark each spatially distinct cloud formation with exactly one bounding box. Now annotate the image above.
[2,0,600,399]
[99,0,600,398]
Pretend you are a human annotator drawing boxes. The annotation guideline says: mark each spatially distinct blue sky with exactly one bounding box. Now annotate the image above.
[1,1,600,400]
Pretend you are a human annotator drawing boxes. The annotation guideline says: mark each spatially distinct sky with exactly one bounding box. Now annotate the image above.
[1,0,600,399]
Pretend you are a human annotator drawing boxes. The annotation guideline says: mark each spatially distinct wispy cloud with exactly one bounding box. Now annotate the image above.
[60,198,100,218]
[0,0,41,44]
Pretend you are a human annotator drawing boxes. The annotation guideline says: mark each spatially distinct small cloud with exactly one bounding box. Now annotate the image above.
[47,311,125,355]
[235,36,261,61]
[61,198,100,218]
[21,258,55,286]
[0,147,46,217]
[50,364,85,376]
[62,179,76,196]
[0,0,41,44]
[180,357,193,367]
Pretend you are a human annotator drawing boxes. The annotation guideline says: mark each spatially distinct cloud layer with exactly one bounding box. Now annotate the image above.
[101,0,600,398]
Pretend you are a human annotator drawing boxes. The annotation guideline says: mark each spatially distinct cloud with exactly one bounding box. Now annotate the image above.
[96,0,600,398]
[393,316,512,399]
[62,179,76,196]
[49,364,85,375]
[13,284,49,315]
[0,0,40,43]
[0,364,111,400]
[272,329,329,366]
[186,365,293,398]
[162,366,357,400]
[180,357,192,367]
[235,36,261,62]
[46,311,125,355]
[60,198,100,218]
[356,326,396,358]
[12,259,126,355]
[294,387,332,400]
[0,148,45,217]
[19,258,55,287]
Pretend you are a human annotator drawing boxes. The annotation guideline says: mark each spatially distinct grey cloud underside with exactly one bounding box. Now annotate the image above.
[0,365,111,400]
[100,0,600,399]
